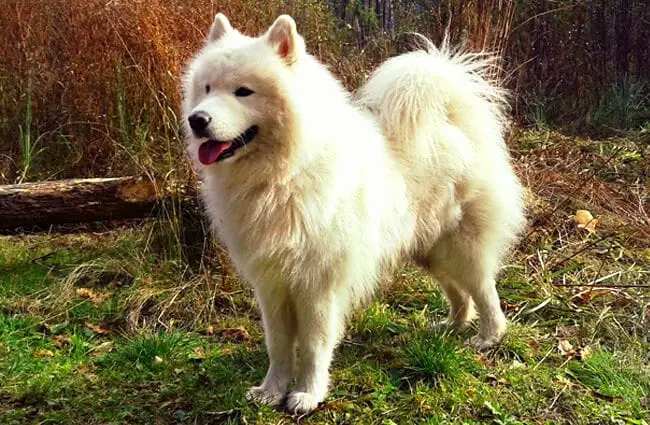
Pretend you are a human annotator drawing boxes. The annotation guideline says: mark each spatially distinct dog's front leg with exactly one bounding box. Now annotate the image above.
[286,289,346,414]
[246,285,297,406]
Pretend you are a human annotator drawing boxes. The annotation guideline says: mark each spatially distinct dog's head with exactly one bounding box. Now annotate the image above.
[181,14,305,168]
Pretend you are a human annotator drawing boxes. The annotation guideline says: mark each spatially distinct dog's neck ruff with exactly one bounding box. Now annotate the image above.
[198,125,259,165]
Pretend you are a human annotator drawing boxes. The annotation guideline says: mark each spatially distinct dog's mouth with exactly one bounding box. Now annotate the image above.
[198,125,259,165]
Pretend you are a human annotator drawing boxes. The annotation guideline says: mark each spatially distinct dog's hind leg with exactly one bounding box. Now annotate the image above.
[463,275,506,349]
[427,230,507,350]
[286,288,347,414]
[429,269,476,329]
[246,284,297,406]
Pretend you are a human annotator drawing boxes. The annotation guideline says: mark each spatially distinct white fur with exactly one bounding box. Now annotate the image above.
[182,15,526,414]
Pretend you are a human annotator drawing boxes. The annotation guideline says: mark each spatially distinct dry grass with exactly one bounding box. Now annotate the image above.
[0,0,382,183]
[2,1,647,184]
[509,129,649,247]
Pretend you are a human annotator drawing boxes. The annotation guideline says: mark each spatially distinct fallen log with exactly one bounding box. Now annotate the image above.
[0,177,176,231]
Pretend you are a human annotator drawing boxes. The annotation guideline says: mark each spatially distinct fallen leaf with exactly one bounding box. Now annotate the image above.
[76,288,111,305]
[33,348,54,358]
[574,209,593,224]
[53,335,72,348]
[558,340,575,357]
[85,322,110,335]
[217,326,250,343]
[577,345,593,361]
[500,300,522,311]
[153,356,164,364]
[189,347,206,362]
[90,341,114,357]
[571,288,612,304]
[574,210,598,233]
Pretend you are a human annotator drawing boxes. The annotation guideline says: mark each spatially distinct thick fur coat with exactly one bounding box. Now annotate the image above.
[181,14,526,413]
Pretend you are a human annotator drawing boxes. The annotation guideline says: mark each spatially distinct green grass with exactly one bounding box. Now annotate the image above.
[403,330,475,384]
[18,70,33,183]
[1,229,648,424]
[1,131,649,424]
[569,350,650,418]
[591,79,650,132]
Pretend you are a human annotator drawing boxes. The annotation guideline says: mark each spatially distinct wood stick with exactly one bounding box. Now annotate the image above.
[0,177,173,230]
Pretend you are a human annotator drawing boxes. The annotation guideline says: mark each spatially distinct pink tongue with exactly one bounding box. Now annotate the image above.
[198,141,232,165]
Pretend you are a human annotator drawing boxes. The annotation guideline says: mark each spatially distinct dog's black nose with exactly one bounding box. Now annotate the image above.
[188,111,211,136]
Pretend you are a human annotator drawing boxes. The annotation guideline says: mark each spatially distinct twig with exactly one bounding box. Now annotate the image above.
[549,233,614,269]
[548,381,571,410]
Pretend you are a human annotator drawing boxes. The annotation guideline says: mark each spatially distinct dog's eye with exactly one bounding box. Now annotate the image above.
[205,85,211,94]
[234,87,254,97]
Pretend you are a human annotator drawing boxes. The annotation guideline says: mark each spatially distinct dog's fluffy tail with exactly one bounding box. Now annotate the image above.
[356,35,525,258]
[356,35,508,161]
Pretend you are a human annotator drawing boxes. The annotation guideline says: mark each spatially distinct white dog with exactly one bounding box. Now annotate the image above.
[181,14,525,413]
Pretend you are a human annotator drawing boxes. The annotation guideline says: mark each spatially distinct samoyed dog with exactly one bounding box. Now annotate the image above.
[182,14,525,413]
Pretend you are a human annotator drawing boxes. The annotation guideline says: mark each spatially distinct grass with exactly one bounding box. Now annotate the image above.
[591,79,650,132]
[1,1,648,183]
[569,350,650,418]
[403,330,476,384]
[17,71,32,183]
[0,0,376,183]
[1,130,648,424]
[0,2,649,422]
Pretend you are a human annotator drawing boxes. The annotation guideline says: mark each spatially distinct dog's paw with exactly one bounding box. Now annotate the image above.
[246,386,285,406]
[470,333,503,351]
[471,315,507,350]
[286,391,320,414]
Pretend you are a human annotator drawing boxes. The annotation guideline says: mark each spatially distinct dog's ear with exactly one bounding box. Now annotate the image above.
[265,15,305,64]
[207,13,232,43]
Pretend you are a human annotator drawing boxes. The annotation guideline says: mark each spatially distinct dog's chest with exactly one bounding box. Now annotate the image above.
[206,181,348,283]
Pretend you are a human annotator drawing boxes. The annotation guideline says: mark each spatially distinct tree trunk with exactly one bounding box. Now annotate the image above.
[0,177,174,230]
[615,0,631,76]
